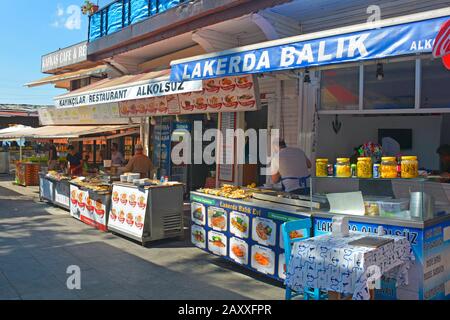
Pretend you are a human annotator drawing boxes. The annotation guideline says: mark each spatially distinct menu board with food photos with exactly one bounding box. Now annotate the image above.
[118,75,259,117]
[79,192,110,232]
[69,183,110,231]
[190,192,311,282]
[69,184,82,220]
[108,185,148,238]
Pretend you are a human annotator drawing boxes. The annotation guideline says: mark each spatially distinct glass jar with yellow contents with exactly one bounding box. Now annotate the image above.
[357,157,372,178]
[315,158,328,177]
[380,157,398,179]
[401,156,419,178]
[335,158,351,178]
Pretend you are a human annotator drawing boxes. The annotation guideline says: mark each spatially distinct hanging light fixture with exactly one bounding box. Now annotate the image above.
[304,68,311,83]
[376,63,384,80]
[150,116,156,126]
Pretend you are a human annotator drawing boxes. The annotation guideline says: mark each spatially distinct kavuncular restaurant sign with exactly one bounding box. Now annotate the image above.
[55,80,203,108]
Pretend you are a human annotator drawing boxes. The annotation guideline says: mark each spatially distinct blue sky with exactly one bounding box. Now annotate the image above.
[0,1,109,106]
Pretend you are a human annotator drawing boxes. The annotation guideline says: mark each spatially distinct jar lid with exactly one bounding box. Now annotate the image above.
[336,158,350,162]
[402,156,417,160]
[357,157,371,161]
[381,157,396,161]
[316,158,328,162]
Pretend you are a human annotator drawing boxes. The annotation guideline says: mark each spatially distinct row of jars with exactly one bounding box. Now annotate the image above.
[315,156,418,179]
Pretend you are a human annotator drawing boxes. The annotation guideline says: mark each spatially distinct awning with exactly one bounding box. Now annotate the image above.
[0,124,139,140]
[170,9,450,81]
[0,125,34,140]
[54,69,202,108]
[25,65,110,88]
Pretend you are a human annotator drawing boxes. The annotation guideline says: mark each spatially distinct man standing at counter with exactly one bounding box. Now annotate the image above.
[122,144,153,178]
[111,143,125,166]
[271,140,312,195]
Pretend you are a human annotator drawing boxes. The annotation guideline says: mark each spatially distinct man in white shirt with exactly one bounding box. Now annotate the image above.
[271,140,312,195]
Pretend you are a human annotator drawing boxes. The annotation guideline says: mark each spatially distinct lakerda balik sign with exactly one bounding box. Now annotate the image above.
[171,16,449,81]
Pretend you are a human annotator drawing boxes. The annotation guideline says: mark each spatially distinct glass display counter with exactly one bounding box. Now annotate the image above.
[309,177,450,300]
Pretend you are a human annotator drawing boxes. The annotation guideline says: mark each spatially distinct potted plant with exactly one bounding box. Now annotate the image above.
[81,0,99,16]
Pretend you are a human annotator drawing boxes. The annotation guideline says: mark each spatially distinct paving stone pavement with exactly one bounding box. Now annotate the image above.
[0,176,284,300]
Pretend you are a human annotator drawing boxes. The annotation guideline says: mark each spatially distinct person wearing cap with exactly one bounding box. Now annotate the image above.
[122,144,153,178]
[436,144,450,178]
[270,140,312,195]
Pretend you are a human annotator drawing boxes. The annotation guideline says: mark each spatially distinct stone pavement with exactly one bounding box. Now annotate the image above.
[0,175,284,300]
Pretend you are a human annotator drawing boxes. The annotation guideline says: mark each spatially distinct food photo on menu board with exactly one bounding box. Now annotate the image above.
[278,253,286,280]
[279,225,304,250]
[207,230,227,256]
[191,202,206,226]
[207,207,227,232]
[230,211,249,239]
[251,244,275,275]
[191,224,206,249]
[229,237,248,265]
[252,217,276,247]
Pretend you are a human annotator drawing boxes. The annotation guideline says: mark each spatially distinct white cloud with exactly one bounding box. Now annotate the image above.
[51,4,81,31]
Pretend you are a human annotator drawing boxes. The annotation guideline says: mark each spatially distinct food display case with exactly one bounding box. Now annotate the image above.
[309,177,450,300]
[190,185,312,281]
[69,176,112,232]
[107,182,184,245]
[190,178,450,299]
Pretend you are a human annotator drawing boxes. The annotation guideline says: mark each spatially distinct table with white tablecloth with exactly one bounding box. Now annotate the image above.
[285,232,414,300]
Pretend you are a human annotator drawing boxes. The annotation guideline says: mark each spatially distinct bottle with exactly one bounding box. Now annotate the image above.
[351,164,357,178]
[153,172,157,181]
[373,163,380,179]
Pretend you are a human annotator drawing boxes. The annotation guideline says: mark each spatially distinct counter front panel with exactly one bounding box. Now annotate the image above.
[313,215,450,300]
[190,192,311,281]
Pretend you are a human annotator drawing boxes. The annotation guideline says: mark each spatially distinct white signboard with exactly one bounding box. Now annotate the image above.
[80,193,109,232]
[119,75,260,117]
[38,103,133,125]
[55,80,203,108]
[108,185,148,238]
[69,184,82,220]
[42,42,88,73]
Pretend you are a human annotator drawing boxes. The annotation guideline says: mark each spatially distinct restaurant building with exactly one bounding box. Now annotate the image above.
[24,0,450,299]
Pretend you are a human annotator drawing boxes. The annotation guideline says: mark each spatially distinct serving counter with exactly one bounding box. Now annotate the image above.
[190,177,450,300]
[39,173,71,210]
[107,182,184,245]
[190,191,311,281]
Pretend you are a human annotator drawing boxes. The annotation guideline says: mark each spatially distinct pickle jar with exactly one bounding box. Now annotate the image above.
[380,157,398,179]
[357,157,372,178]
[335,158,351,178]
[315,158,328,177]
[401,156,419,178]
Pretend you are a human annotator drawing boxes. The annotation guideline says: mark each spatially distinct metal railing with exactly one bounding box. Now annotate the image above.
[88,0,188,42]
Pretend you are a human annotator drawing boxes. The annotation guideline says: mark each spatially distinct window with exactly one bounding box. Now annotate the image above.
[364,60,415,110]
[320,67,359,110]
[421,58,450,109]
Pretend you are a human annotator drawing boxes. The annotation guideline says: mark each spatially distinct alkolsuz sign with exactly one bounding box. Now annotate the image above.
[54,80,203,108]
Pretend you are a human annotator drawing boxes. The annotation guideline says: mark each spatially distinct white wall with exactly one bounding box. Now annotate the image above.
[316,115,443,170]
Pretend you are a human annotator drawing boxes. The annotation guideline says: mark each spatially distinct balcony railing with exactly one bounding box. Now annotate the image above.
[88,0,188,42]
